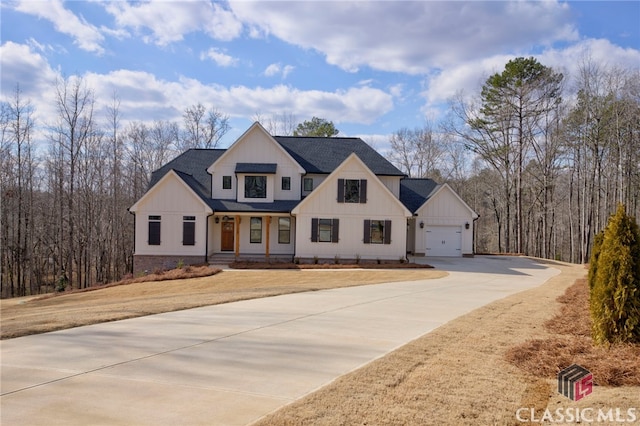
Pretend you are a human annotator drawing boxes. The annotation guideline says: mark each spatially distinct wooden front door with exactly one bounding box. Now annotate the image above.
[221,221,234,251]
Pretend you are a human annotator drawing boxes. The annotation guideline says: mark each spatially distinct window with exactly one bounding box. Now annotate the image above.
[183,216,196,246]
[303,177,313,192]
[311,218,339,243]
[282,176,291,191]
[250,217,262,243]
[363,219,392,244]
[222,175,232,190]
[337,179,367,203]
[245,176,267,198]
[148,215,161,245]
[278,217,291,244]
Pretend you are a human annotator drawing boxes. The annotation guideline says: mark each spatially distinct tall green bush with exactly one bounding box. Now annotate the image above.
[588,231,604,290]
[589,204,640,344]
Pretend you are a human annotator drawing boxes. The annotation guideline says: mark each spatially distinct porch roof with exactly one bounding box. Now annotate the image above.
[210,199,300,213]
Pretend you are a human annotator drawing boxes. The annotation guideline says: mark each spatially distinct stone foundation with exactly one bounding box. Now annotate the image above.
[133,255,206,276]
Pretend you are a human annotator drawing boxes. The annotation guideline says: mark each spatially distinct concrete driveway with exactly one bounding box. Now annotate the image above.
[1,256,559,425]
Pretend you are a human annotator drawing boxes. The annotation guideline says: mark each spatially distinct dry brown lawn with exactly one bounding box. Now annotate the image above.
[255,260,640,426]
[2,259,638,425]
[0,268,445,339]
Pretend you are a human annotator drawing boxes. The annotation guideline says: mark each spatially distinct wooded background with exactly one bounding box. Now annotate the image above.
[2,56,638,297]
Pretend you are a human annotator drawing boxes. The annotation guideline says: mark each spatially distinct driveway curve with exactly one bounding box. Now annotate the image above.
[1,256,559,425]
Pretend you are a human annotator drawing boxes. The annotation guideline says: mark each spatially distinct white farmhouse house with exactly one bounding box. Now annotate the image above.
[129,122,478,273]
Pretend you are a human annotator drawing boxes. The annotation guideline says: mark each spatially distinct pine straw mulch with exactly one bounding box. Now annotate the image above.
[505,278,640,387]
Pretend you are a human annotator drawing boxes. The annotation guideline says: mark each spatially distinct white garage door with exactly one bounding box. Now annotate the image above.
[425,226,462,257]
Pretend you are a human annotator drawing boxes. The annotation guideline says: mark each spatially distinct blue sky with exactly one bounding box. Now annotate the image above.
[1,1,639,149]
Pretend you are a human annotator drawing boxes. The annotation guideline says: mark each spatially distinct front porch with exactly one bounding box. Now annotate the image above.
[208,212,296,261]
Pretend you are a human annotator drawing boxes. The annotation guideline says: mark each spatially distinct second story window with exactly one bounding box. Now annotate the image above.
[282,176,291,190]
[303,177,313,192]
[245,176,266,198]
[338,179,367,203]
[222,175,232,189]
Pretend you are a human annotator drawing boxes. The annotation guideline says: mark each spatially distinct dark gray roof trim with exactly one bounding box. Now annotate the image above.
[400,178,439,213]
[235,163,277,174]
[210,199,300,213]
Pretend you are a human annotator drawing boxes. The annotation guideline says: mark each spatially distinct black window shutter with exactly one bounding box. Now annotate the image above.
[337,179,345,203]
[183,221,195,245]
[359,179,367,203]
[311,218,319,242]
[149,222,161,245]
[331,219,340,243]
[363,219,371,244]
[384,220,392,244]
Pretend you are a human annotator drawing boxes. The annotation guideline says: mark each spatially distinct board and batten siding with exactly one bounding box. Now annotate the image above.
[209,214,295,256]
[294,154,410,260]
[209,124,303,201]
[378,176,402,199]
[132,174,210,256]
[413,185,475,256]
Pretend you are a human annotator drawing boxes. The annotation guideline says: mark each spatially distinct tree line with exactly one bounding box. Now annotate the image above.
[1,55,638,297]
[388,57,639,264]
[1,77,230,297]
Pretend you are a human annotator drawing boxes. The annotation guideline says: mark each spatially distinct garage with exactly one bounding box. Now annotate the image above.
[425,225,462,257]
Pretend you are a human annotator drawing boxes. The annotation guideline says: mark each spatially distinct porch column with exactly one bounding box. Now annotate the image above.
[265,216,271,259]
[235,215,240,258]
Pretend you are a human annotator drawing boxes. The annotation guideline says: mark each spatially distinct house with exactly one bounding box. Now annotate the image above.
[129,122,478,273]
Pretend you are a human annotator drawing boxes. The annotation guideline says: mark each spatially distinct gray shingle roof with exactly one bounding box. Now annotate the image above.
[146,137,406,214]
[274,136,405,176]
[148,149,225,198]
[400,178,440,213]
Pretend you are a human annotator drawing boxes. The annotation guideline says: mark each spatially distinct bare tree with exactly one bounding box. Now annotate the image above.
[49,75,96,289]
[387,123,444,178]
[179,103,230,150]
[252,111,297,135]
[0,85,37,296]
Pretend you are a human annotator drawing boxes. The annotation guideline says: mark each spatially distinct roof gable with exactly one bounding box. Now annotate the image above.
[275,136,405,176]
[403,180,478,218]
[292,153,411,216]
[209,122,305,174]
[130,169,213,213]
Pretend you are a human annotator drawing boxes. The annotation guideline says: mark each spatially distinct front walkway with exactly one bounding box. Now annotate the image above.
[1,256,559,425]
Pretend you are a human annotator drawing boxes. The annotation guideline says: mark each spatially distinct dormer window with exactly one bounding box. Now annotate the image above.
[244,176,267,198]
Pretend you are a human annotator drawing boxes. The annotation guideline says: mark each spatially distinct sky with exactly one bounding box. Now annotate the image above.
[1,0,639,150]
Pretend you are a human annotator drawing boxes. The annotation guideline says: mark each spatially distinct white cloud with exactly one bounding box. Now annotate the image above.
[104,1,242,45]
[81,72,393,128]
[14,0,105,54]
[230,1,578,74]
[264,63,295,79]
[420,38,640,118]
[199,48,238,67]
[264,63,281,77]
[0,42,60,124]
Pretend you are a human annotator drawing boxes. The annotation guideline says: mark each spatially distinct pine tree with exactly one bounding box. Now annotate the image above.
[590,204,640,344]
